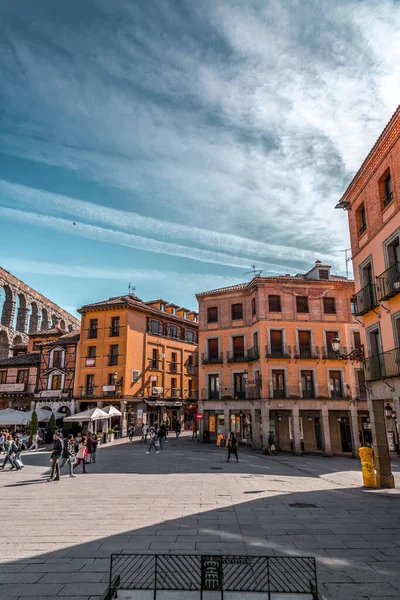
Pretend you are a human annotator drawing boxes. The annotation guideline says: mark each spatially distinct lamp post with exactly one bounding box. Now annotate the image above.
[330,337,365,363]
[385,403,393,419]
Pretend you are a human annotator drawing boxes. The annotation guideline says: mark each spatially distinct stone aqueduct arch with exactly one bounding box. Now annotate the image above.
[0,267,80,359]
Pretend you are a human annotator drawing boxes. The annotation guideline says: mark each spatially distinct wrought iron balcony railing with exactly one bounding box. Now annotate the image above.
[351,283,378,316]
[265,344,291,358]
[201,352,223,365]
[364,347,400,381]
[294,345,320,359]
[322,346,347,360]
[247,345,260,361]
[185,364,197,375]
[376,262,400,301]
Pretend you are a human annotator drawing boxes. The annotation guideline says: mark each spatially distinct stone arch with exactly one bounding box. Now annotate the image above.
[51,314,58,328]
[28,302,39,333]
[0,330,10,360]
[60,319,66,330]
[13,293,28,333]
[13,334,23,345]
[41,308,49,330]
[67,324,73,332]
[0,285,14,328]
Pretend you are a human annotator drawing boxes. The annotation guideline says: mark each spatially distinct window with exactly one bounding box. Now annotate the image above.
[33,341,41,350]
[298,331,311,357]
[110,316,120,337]
[169,325,179,339]
[301,371,314,398]
[319,269,329,280]
[251,297,256,316]
[171,352,178,372]
[270,330,283,357]
[186,329,196,343]
[356,370,367,400]
[231,303,243,320]
[17,369,29,384]
[323,297,336,314]
[52,350,63,368]
[233,373,246,399]
[109,344,119,366]
[51,374,62,390]
[108,372,117,386]
[253,331,258,349]
[88,346,97,358]
[357,204,367,236]
[353,331,362,350]
[384,173,393,208]
[86,374,94,394]
[329,371,343,398]
[232,336,245,359]
[208,374,220,399]
[272,370,285,398]
[89,318,98,339]
[268,295,281,312]
[387,237,400,267]
[151,320,163,335]
[151,348,159,369]
[207,338,219,360]
[0,371,6,384]
[296,296,309,313]
[171,377,177,393]
[207,307,218,323]
[325,331,339,358]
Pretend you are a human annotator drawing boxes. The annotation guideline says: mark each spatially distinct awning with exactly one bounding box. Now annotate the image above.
[63,407,110,423]
[0,408,64,425]
[102,405,122,417]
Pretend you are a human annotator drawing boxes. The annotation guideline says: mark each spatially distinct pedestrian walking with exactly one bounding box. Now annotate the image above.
[47,432,63,482]
[13,435,24,469]
[128,425,135,442]
[141,423,149,443]
[86,431,93,464]
[0,431,5,454]
[157,423,166,450]
[91,433,98,463]
[60,434,76,477]
[146,425,159,454]
[268,432,277,455]
[175,421,181,438]
[226,432,239,463]
[73,436,88,473]
[192,422,198,440]
[1,434,19,470]
[28,431,41,451]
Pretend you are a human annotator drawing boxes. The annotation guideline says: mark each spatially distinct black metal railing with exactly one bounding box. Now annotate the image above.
[186,364,197,375]
[247,345,260,361]
[352,283,378,316]
[376,262,400,301]
[364,347,400,381]
[322,346,347,359]
[108,355,119,366]
[170,388,181,398]
[88,328,98,339]
[110,326,120,337]
[294,345,320,359]
[201,352,223,364]
[227,350,246,362]
[184,389,198,400]
[265,344,291,358]
[148,358,162,370]
[169,362,179,373]
[78,386,123,399]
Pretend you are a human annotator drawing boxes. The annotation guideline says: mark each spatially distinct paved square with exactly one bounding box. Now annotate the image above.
[1,433,400,599]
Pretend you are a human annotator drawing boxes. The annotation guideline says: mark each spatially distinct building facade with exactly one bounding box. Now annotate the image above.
[0,266,79,360]
[196,262,367,456]
[337,105,400,487]
[75,294,198,433]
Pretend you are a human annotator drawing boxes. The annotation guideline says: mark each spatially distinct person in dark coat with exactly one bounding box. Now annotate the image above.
[226,432,239,463]
[86,431,93,464]
[48,432,63,482]
[60,434,75,477]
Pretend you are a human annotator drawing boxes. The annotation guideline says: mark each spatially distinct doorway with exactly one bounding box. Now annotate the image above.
[340,419,353,453]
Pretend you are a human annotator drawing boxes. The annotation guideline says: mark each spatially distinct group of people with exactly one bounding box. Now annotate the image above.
[0,431,24,470]
[47,430,99,481]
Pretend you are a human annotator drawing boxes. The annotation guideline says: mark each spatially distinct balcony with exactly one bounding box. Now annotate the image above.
[376,262,400,301]
[110,326,120,337]
[322,346,347,360]
[169,362,179,373]
[170,388,181,398]
[201,386,248,400]
[184,389,198,400]
[265,344,291,358]
[108,355,119,367]
[247,346,260,361]
[227,350,245,363]
[364,347,400,381]
[186,364,197,375]
[351,283,378,316]
[294,345,320,359]
[201,352,223,365]
[148,358,162,371]
[78,385,123,399]
[88,328,98,340]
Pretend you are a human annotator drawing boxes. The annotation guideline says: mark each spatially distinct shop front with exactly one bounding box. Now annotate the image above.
[139,399,183,431]
[183,402,197,430]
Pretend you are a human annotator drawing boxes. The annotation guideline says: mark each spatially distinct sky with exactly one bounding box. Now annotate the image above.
[1,0,400,317]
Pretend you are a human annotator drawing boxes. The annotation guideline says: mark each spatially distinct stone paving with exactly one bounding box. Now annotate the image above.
[0,432,400,600]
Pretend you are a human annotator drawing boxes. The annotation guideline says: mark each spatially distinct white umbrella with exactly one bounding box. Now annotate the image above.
[102,405,122,417]
[0,410,31,425]
[63,407,110,422]
[35,409,65,422]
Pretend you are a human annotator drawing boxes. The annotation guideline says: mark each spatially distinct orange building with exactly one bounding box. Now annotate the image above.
[336,105,400,487]
[196,262,367,456]
[75,293,198,433]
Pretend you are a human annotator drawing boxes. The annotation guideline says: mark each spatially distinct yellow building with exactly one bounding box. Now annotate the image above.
[75,293,198,433]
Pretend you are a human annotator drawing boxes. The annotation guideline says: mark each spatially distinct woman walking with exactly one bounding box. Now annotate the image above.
[73,435,88,473]
[1,434,18,470]
[226,432,239,463]
[91,433,98,463]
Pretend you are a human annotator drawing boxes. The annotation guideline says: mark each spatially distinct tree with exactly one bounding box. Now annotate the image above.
[45,414,56,443]
[63,408,72,434]
[30,410,39,438]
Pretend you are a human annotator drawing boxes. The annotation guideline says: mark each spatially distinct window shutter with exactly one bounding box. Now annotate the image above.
[268,295,281,312]
[323,297,336,314]
[296,296,309,313]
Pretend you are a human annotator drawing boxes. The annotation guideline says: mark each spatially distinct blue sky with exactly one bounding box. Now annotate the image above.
[1,0,399,316]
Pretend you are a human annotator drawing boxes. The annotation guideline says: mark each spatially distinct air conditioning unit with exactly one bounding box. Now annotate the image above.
[152,387,163,396]
[160,353,166,358]
[131,369,141,383]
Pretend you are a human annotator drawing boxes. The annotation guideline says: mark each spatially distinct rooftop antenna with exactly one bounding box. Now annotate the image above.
[128,282,136,295]
[340,249,352,278]
[242,265,263,278]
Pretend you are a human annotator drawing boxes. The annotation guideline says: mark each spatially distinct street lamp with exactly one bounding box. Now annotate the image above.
[330,337,365,363]
[385,403,393,419]
[307,415,313,423]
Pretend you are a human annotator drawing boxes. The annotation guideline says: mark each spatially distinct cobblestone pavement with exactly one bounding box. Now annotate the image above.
[0,432,400,600]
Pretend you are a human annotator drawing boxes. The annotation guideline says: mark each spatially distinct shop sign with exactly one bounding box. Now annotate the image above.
[143,413,147,424]
[137,409,143,425]
[102,385,115,392]
[196,412,203,421]
[0,383,25,392]
[85,358,96,367]
[209,415,216,432]
[40,390,62,398]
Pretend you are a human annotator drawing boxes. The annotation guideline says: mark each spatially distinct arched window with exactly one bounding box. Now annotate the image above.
[60,319,66,330]
[0,285,13,328]
[28,302,39,333]
[13,293,27,333]
[0,330,10,359]
[51,314,58,328]
[67,324,73,332]
[13,335,23,346]
[41,308,49,330]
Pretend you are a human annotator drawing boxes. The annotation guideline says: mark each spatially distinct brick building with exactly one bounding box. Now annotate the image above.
[75,294,198,433]
[336,104,400,487]
[196,262,367,456]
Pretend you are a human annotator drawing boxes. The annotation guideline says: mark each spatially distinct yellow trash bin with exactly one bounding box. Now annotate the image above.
[359,446,377,488]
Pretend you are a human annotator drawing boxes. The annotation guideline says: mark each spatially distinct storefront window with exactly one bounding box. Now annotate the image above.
[217,414,225,435]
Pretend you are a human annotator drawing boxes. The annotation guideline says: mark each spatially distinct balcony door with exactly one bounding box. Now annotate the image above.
[298,331,311,357]
[207,338,219,361]
[234,373,246,399]
[329,371,342,399]
[325,331,339,358]
[232,336,245,359]
[272,370,285,399]
[301,370,314,398]
[208,375,220,400]
[270,330,283,357]
[368,328,384,378]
